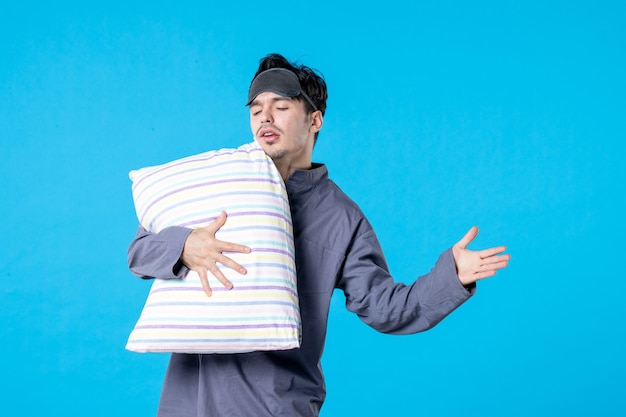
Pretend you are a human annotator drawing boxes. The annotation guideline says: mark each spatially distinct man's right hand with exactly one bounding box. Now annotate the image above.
[181,211,251,297]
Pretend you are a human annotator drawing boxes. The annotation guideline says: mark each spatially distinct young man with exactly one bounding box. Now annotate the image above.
[128,53,510,417]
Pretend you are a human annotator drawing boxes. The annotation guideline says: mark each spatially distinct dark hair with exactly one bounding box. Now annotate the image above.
[252,53,328,116]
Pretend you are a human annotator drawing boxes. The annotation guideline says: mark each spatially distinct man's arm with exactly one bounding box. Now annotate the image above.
[338,227,474,335]
[127,212,251,296]
[127,225,192,279]
[338,223,509,335]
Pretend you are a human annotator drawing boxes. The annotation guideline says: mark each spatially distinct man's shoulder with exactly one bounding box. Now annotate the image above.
[317,177,366,217]
[289,164,368,219]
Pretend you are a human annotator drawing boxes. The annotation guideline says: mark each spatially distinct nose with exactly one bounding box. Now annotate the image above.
[259,106,273,123]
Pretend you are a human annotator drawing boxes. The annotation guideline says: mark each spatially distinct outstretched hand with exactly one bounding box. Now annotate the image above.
[181,211,251,297]
[452,226,510,286]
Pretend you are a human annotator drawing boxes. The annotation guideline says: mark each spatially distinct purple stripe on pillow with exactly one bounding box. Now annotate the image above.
[145,300,297,308]
[177,210,292,229]
[251,248,293,256]
[134,323,299,330]
[151,285,297,297]
[131,337,296,345]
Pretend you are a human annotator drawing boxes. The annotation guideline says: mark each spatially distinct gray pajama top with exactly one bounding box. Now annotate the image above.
[127,163,475,417]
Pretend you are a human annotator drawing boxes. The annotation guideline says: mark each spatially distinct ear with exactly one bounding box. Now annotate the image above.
[309,110,323,134]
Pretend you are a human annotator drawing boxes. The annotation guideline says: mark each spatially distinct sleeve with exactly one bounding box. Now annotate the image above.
[337,222,475,335]
[127,224,193,279]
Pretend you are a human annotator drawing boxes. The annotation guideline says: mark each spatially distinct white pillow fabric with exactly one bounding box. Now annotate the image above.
[126,141,301,353]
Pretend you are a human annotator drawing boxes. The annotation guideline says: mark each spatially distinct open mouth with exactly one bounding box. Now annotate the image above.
[259,127,280,142]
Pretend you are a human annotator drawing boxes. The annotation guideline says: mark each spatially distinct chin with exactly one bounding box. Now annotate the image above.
[266,149,288,162]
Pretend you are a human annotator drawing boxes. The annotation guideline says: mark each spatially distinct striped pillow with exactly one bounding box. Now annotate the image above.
[126,141,301,353]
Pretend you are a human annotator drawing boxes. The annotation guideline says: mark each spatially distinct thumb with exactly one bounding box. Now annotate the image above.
[205,211,227,234]
[455,226,479,249]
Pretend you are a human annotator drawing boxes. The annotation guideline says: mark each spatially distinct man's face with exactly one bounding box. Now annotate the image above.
[249,92,317,168]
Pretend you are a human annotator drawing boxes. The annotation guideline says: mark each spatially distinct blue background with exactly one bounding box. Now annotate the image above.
[1,1,624,415]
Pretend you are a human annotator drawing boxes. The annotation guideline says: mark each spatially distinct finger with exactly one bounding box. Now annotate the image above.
[475,258,509,274]
[482,254,511,265]
[198,269,212,297]
[473,270,498,281]
[455,226,478,249]
[486,259,510,271]
[216,239,252,255]
[479,246,507,259]
[216,253,248,275]
[205,211,228,234]
[207,263,234,290]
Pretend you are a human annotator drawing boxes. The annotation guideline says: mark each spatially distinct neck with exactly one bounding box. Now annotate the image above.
[274,159,312,182]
